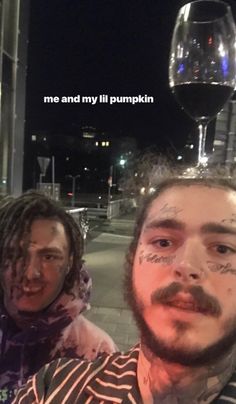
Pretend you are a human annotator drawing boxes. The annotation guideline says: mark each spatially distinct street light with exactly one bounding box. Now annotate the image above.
[66,174,80,207]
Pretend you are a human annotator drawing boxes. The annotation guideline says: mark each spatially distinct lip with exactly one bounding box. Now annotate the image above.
[164,293,207,315]
[21,286,43,295]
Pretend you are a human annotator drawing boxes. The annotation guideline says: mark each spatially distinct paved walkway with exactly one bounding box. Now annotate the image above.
[85,306,139,352]
[84,212,139,352]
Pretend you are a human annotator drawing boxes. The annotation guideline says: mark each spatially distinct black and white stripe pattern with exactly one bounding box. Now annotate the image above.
[13,344,236,403]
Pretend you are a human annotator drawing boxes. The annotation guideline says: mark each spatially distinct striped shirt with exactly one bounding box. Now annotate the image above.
[13,344,236,404]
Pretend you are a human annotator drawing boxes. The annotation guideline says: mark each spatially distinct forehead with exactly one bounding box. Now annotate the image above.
[145,185,236,224]
[29,218,68,244]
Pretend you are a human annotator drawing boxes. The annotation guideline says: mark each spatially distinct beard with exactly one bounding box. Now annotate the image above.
[124,270,236,367]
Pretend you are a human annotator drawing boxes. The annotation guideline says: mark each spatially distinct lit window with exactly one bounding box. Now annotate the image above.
[95,141,99,146]
[31,135,36,141]
[102,142,106,147]
[106,141,109,147]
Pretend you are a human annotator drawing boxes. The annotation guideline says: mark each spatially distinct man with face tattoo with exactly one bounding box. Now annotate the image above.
[0,192,117,403]
[14,176,236,403]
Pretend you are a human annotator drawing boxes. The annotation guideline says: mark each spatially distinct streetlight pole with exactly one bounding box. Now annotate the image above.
[66,174,80,207]
[72,176,76,207]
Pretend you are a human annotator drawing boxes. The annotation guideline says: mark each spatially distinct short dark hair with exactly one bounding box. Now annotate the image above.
[124,175,236,304]
[0,191,84,295]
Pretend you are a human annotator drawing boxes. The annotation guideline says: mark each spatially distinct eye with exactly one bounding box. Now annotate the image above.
[152,239,173,248]
[214,244,236,255]
[43,254,57,261]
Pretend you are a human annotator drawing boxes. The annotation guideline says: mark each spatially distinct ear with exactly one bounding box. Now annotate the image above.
[67,255,73,274]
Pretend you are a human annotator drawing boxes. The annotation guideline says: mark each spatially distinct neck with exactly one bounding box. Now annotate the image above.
[137,342,236,404]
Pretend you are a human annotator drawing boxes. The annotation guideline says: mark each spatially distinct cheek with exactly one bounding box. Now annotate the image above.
[133,254,167,305]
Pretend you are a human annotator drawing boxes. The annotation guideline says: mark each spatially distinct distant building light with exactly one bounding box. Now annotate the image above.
[98,196,102,199]
[134,172,138,177]
[213,140,224,146]
[67,192,73,196]
[83,133,95,138]
[66,157,70,161]
[106,141,109,146]
[31,135,36,141]
[84,167,89,171]
[177,155,183,160]
[43,137,47,141]
[95,141,99,146]
[190,144,194,149]
[2,179,6,184]
[102,141,106,147]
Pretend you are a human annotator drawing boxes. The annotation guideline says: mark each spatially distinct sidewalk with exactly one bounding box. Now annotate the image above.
[84,211,139,352]
[85,306,139,352]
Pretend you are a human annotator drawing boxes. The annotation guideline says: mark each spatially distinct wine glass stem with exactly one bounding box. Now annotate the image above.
[198,122,207,165]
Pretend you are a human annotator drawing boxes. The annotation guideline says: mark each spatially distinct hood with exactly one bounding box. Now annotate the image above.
[0,277,88,344]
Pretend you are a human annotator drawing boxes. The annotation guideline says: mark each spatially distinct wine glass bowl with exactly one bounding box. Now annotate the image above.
[169,0,236,165]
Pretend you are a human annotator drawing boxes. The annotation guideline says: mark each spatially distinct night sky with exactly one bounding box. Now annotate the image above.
[26,0,236,152]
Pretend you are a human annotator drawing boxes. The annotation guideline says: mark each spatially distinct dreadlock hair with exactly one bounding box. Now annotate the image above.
[124,175,236,305]
[0,191,84,298]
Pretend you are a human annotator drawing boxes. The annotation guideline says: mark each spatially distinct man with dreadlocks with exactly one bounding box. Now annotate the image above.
[0,191,117,403]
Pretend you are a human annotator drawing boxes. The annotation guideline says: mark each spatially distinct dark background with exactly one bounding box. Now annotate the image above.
[26,0,236,152]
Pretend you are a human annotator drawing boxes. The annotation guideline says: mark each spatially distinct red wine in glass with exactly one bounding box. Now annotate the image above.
[169,0,236,165]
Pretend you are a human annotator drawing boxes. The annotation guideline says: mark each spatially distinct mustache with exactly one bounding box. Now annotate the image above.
[151,282,222,317]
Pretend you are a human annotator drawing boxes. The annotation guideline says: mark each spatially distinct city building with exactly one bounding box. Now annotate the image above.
[210,99,236,167]
[25,127,137,196]
[0,0,29,196]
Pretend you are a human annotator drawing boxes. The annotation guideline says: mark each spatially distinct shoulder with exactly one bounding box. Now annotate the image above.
[73,315,118,359]
[14,346,140,403]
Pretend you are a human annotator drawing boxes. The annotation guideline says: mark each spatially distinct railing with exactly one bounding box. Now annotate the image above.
[66,207,89,239]
[66,198,136,224]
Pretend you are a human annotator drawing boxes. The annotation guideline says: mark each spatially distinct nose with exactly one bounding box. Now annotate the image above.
[23,255,41,281]
[172,239,206,283]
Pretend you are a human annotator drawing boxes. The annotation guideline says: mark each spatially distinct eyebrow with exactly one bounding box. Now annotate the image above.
[144,219,236,236]
[201,223,236,235]
[36,247,64,255]
[144,219,185,231]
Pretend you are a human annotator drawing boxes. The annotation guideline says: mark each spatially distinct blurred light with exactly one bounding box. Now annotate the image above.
[208,36,213,45]
[31,135,36,141]
[182,3,191,21]
[213,139,224,146]
[84,167,89,171]
[149,187,155,194]
[140,187,146,195]
[2,179,6,184]
[190,144,194,149]
[199,156,208,165]
[177,155,183,160]
[120,158,126,166]
[66,157,70,161]
[95,141,99,146]
[67,192,73,196]
[98,196,102,199]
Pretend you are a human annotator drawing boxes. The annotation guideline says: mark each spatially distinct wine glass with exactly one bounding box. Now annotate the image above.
[169,0,236,165]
